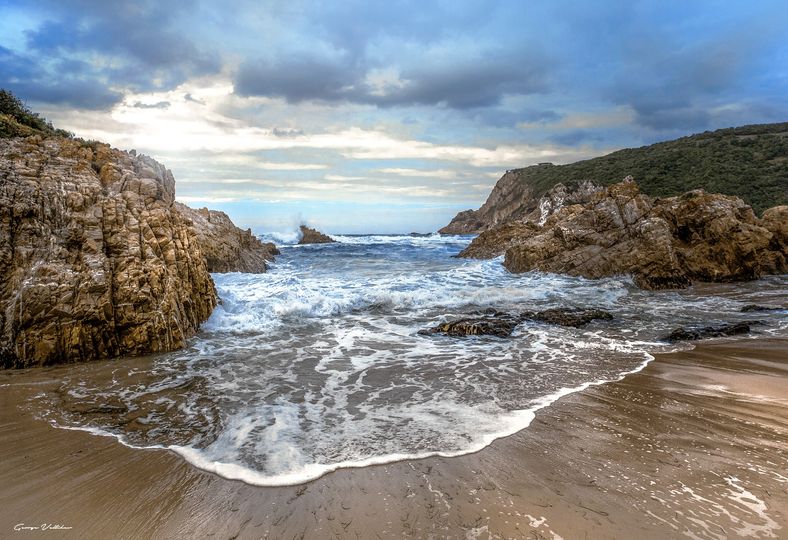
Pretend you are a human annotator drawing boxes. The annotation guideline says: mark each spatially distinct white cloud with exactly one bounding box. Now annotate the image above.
[48,79,604,171]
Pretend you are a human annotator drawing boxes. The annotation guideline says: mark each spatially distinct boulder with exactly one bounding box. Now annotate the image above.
[0,136,218,368]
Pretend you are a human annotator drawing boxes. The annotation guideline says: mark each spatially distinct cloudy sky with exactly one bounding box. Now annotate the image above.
[2,1,787,233]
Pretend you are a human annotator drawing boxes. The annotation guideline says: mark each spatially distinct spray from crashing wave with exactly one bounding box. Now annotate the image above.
[37,234,788,486]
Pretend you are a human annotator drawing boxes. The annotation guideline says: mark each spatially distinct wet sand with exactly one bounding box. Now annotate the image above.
[1,338,786,539]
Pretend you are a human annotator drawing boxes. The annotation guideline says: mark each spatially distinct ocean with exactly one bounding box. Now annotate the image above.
[33,234,788,486]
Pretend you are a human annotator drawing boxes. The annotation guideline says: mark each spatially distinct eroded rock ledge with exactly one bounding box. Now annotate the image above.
[0,136,220,368]
[461,179,786,290]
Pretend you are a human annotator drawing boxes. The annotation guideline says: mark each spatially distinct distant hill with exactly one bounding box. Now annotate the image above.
[440,122,788,234]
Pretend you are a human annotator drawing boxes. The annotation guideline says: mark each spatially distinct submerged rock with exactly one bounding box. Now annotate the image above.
[174,203,278,273]
[521,308,614,327]
[298,225,335,244]
[0,136,218,368]
[662,321,756,342]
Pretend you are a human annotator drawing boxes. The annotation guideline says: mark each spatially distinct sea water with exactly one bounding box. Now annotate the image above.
[36,234,788,485]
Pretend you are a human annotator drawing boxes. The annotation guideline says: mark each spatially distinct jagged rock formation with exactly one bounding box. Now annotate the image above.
[0,136,218,368]
[174,203,278,273]
[457,180,605,258]
[440,122,788,234]
[494,179,785,290]
[441,172,601,235]
[298,225,334,244]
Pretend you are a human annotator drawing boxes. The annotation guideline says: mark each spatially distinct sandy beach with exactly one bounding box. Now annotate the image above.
[1,337,786,539]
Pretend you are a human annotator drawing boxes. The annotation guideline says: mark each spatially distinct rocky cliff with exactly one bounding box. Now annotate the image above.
[440,122,788,234]
[0,136,220,368]
[174,203,278,273]
[469,178,786,289]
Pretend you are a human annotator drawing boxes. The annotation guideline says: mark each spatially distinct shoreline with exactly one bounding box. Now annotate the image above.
[1,337,786,539]
[44,348,657,489]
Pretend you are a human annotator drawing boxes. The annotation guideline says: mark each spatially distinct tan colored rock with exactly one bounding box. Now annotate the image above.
[298,225,334,244]
[498,180,784,289]
[0,136,218,368]
[458,181,604,258]
[457,221,540,259]
[174,203,278,273]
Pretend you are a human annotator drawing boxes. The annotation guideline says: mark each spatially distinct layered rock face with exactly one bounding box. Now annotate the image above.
[174,203,278,273]
[0,136,218,368]
[298,225,334,244]
[495,179,785,289]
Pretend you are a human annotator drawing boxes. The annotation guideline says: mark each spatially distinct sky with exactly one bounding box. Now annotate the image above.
[1,1,787,234]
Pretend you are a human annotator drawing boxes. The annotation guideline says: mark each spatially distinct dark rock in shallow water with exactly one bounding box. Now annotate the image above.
[420,307,613,337]
[419,314,521,337]
[740,304,783,312]
[662,321,757,342]
[521,308,614,327]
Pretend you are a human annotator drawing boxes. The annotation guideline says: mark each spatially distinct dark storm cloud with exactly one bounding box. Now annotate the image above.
[371,57,549,109]
[9,80,123,110]
[0,45,122,109]
[235,56,363,103]
[235,52,550,110]
[1,0,219,109]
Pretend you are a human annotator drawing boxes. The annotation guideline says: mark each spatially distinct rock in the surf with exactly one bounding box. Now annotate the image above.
[419,313,522,337]
[661,321,757,342]
[740,304,783,312]
[521,308,614,327]
[298,225,335,244]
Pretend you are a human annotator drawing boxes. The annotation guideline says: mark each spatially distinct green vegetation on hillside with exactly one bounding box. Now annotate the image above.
[512,123,788,214]
[0,89,73,139]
